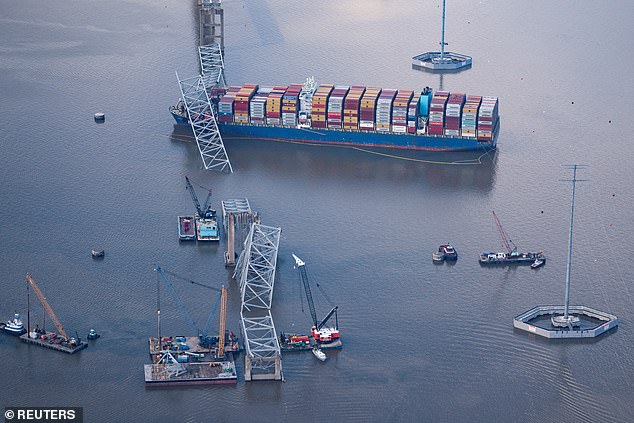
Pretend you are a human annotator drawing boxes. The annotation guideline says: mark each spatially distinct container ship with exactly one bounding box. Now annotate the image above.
[171,79,500,152]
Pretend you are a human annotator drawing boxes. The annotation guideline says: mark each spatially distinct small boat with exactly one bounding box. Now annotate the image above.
[312,347,327,362]
[440,244,458,261]
[432,251,445,263]
[531,259,545,269]
[0,313,26,336]
[87,329,100,340]
[91,248,105,258]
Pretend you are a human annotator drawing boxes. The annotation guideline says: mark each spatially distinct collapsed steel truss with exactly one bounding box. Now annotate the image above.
[235,223,283,380]
[234,224,281,311]
[240,312,282,379]
[176,72,233,173]
[199,44,226,89]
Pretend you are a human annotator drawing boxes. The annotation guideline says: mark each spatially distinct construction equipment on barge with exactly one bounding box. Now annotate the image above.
[292,254,341,349]
[20,274,87,354]
[145,266,238,385]
[479,211,546,266]
[184,176,220,242]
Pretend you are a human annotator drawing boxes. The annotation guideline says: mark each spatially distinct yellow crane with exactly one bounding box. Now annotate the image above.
[217,286,227,358]
[25,273,68,340]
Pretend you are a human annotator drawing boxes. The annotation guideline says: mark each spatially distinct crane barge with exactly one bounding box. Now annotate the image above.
[479,211,546,266]
[181,176,219,242]
[291,254,342,349]
[145,266,238,385]
[17,273,87,354]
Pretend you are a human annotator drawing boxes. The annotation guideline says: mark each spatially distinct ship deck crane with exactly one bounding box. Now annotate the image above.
[25,273,68,340]
[292,254,340,345]
[185,176,214,219]
[492,210,517,254]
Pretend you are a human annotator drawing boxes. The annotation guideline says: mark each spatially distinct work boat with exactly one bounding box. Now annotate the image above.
[312,347,327,362]
[2,313,26,335]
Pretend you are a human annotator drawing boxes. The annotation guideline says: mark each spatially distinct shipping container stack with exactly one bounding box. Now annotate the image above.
[407,95,420,134]
[428,91,449,136]
[444,93,465,137]
[326,86,350,129]
[233,84,258,124]
[310,84,334,129]
[265,86,287,126]
[375,89,397,132]
[391,90,413,133]
[218,86,242,123]
[342,86,366,130]
[460,95,481,138]
[477,96,499,141]
[249,87,273,125]
[359,88,382,130]
[282,83,303,127]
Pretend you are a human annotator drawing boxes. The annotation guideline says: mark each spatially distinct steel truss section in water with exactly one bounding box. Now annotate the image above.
[234,223,281,311]
[176,72,233,173]
[240,311,282,381]
[198,43,226,90]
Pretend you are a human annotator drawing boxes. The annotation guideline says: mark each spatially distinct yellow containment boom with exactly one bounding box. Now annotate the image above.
[25,273,68,340]
[218,286,227,358]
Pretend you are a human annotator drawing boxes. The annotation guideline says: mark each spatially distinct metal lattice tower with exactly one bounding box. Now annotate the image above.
[234,222,283,381]
[199,43,226,89]
[234,224,281,311]
[176,73,233,173]
[199,0,224,52]
[241,312,282,381]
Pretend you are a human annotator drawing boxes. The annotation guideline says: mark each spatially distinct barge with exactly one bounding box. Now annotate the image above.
[145,336,238,385]
[196,218,220,242]
[178,215,196,241]
[479,251,546,266]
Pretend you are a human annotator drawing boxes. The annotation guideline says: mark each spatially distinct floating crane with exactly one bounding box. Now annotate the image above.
[292,254,341,347]
[185,176,214,219]
[185,176,219,241]
[154,266,227,354]
[25,273,68,340]
[492,210,517,255]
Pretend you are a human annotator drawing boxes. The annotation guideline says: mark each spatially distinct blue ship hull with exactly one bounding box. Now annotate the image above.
[217,123,496,152]
[171,111,497,152]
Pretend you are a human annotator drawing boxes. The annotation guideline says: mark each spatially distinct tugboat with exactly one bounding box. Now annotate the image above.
[87,329,100,340]
[439,244,458,261]
[0,313,26,336]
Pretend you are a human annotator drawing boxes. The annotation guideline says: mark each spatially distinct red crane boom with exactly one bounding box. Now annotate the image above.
[25,273,68,339]
[492,211,517,254]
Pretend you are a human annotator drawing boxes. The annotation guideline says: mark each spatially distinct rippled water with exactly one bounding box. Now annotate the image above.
[1,0,633,421]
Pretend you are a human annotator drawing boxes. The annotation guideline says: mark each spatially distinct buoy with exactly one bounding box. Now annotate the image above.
[94,112,105,121]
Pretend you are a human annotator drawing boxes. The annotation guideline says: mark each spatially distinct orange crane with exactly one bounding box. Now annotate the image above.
[217,286,227,358]
[25,273,68,340]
